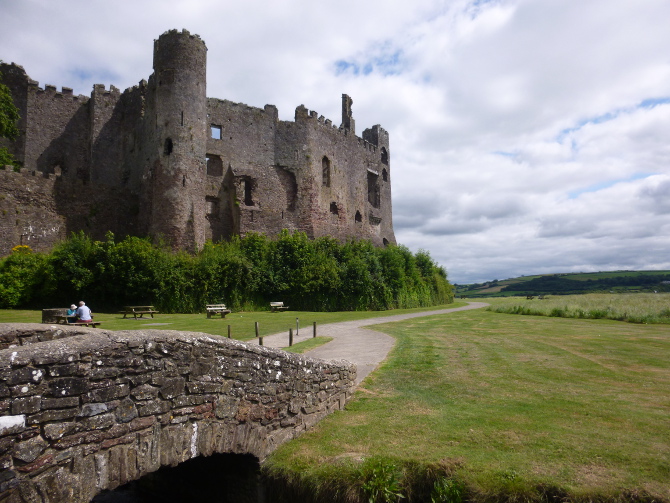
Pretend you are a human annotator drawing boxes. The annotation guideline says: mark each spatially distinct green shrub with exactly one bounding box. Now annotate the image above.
[0,231,453,313]
[431,477,465,503]
[360,458,404,503]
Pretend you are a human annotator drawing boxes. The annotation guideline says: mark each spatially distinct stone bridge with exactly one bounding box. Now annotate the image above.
[0,324,356,502]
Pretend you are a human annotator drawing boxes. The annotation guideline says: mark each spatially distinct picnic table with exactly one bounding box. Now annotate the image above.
[206,304,231,319]
[120,306,159,319]
[270,301,289,312]
[54,315,101,328]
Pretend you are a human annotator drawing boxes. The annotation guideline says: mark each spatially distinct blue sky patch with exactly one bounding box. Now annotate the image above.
[568,172,655,199]
[557,96,670,144]
[68,67,120,87]
[334,47,404,77]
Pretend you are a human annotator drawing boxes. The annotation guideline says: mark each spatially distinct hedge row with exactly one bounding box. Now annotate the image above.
[0,231,453,313]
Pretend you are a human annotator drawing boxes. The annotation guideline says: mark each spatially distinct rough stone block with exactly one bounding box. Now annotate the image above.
[41,396,79,410]
[48,377,88,397]
[86,384,130,402]
[11,396,41,415]
[13,435,48,463]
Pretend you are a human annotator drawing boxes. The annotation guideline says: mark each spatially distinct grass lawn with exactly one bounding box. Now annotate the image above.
[0,303,462,341]
[283,336,334,353]
[266,307,670,502]
[487,293,670,324]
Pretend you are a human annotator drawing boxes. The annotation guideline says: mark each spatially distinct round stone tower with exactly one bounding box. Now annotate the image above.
[148,29,208,251]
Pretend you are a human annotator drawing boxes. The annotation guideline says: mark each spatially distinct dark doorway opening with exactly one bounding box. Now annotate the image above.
[91,453,262,503]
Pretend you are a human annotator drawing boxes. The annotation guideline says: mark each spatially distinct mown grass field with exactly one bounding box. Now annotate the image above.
[487,293,670,324]
[265,303,670,502]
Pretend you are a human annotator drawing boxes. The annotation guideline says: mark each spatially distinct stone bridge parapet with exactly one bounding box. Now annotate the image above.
[0,324,356,502]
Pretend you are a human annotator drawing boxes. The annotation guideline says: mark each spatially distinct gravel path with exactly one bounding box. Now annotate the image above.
[261,302,489,385]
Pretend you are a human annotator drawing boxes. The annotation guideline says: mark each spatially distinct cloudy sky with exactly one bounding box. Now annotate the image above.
[2,0,669,284]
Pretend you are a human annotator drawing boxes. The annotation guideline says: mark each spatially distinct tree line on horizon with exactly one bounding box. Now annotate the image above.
[500,273,670,296]
[0,231,453,313]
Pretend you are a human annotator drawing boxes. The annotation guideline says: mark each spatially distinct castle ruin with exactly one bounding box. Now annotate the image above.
[0,29,395,256]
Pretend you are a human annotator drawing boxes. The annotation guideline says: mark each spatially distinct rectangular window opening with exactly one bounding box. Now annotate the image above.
[211,125,222,140]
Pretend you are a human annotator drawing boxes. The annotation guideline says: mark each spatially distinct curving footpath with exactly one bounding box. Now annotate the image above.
[262,302,489,385]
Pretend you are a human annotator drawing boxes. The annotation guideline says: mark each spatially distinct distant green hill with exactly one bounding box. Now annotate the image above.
[456,270,670,297]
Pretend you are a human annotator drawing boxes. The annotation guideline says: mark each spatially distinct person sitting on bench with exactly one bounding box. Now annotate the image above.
[76,301,93,323]
[67,304,78,323]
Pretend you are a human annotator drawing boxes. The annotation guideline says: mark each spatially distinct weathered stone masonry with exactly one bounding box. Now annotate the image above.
[0,29,396,256]
[0,324,356,502]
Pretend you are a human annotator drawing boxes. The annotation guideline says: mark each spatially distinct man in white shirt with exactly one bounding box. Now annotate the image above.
[76,301,93,322]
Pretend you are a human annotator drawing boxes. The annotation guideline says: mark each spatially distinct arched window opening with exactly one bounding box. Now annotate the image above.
[164,138,173,156]
[355,210,362,223]
[383,238,390,246]
[381,147,388,165]
[322,156,331,187]
[330,202,339,215]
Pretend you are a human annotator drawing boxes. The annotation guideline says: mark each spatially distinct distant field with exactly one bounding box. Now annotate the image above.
[487,293,670,324]
[457,270,670,297]
[568,270,670,280]
[265,306,670,502]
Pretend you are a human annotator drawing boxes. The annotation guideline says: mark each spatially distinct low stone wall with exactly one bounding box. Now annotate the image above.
[0,325,356,502]
[40,310,68,325]
[0,324,96,350]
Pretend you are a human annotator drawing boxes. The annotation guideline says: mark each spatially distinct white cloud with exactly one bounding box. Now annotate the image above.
[1,0,669,283]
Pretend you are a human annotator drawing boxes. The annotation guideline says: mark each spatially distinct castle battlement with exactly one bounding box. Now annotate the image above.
[0,29,396,256]
[298,107,381,153]
[92,83,121,96]
[28,80,89,101]
[159,28,204,43]
[0,167,59,180]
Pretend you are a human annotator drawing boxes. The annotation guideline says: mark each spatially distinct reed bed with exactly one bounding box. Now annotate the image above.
[486,293,670,323]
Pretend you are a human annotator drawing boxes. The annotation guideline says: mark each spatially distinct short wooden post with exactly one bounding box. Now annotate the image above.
[296,318,299,336]
[255,321,259,338]
[259,336,263,346]
[227,325,231,339]
[313,321,317,338]
[289,328,293,347]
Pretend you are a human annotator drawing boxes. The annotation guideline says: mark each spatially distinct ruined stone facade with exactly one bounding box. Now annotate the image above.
[0,324,356,501]
[0,29,396,256]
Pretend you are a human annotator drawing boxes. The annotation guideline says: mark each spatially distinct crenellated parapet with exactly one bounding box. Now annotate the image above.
[0,166,60,181]
[30,81,89,103]
[294,105,381,153]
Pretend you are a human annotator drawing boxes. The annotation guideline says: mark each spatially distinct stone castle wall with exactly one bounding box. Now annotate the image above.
[0,324,356,502]
[0,168,139,257]
[0,29,396,255]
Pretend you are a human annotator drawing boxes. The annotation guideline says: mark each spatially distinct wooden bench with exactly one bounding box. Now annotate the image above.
[55,315,101,328]
[206,304,231,318]
[270,302,289,312]
[120,306,159,319]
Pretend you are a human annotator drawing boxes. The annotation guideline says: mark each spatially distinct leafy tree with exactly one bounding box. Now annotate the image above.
[0,65,20,168]
[0,246,48,308]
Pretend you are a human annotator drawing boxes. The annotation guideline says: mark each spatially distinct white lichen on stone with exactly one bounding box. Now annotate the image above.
[190,422,199,458]
[0,415,25,435]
